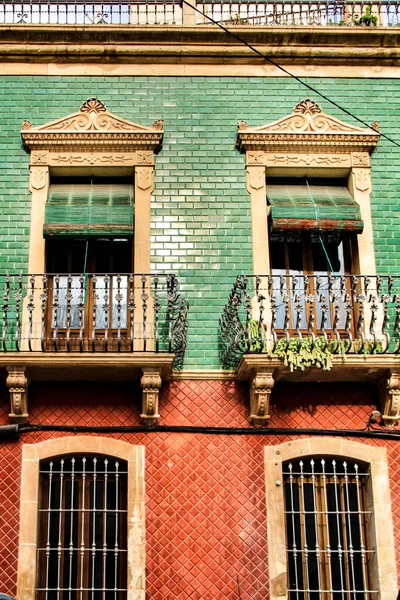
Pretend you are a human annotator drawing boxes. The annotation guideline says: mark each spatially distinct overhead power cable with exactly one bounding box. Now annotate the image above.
[181,0,400,150]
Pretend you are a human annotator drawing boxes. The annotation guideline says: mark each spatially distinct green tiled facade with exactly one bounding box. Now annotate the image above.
[0,76,399,367]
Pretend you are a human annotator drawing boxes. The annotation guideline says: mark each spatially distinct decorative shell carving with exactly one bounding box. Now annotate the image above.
[238,120,250,130]
[80,98,107,113]
[21,120,32,130]
[152,119,164,130]
[293,99,322,116]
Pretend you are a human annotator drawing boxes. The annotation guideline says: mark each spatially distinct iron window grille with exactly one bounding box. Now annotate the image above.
[283,458,377,600]
[36,455,128,600]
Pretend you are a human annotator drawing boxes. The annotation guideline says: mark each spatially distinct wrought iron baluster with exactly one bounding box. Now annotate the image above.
[80,457,86,600]
[141,275,148,352]
[153,276,161,353]
[27,274,35,352]
[306,293,315,348]
[319,294,328,349]
[2,274,10,352]
[321,459,333,595]
[65,274,73,352]
[368,295,378,352]
[355,293,365,352]
[78,274,85,352]
[40,275,48,352]
[103,275,110,352]
[310,460,322,593]
[52,274,60,352]
[344,293,353,352]
[92,276,97,352]
[115,274,122,352]
[380,294,390,352]
[128,274,135,352]
[14,273,23,351]
[166,274,177,353]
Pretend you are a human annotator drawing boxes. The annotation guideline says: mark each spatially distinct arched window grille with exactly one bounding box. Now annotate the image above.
[36,455,128,600]
[283,457,376,600]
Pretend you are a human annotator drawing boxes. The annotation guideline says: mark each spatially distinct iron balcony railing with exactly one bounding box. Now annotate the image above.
[220,274,400,368]
[0,273,188,365]
[0,0,400,26]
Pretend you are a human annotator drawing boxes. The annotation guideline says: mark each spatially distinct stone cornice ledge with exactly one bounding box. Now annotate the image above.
[0,352,174,380]
[2,26,400,65]
[237,354,400,426]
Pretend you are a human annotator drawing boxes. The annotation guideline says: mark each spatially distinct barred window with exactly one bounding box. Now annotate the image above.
[36,455,128,600]
[283,458,376,600]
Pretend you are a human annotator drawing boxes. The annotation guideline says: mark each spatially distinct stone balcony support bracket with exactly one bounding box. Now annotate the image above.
[250,368,276,426]
[140,368,162,425]
[6,366,29,423]
[380,370,400,426]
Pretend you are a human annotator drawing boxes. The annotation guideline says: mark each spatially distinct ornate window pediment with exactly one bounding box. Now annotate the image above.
[236,98,380,153]
[21,97,163,153]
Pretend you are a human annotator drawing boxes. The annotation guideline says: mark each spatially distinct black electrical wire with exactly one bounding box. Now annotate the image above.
[181,0,400,150]
[0,422,397,441]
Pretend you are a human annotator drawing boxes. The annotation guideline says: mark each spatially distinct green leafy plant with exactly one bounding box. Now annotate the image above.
[353,6,378,26]
[245,320,384,372]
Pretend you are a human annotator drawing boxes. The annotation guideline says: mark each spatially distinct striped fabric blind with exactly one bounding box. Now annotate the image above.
[267,179,363,233]
[44,180,134,237]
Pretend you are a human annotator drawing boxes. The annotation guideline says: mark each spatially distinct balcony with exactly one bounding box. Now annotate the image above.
[0,0,399,27]
[0,273,188,424]
[220,274,400,425]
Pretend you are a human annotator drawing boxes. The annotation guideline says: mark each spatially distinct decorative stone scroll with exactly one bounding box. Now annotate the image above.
[7,366,29,423]
[21,97,164,154]
[236,99,380,154]
[380,371,400,426]
[249,368,275,426]
[140,368,162,425]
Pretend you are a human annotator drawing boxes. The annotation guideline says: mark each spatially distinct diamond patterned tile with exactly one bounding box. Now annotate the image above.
[1,380,400,597]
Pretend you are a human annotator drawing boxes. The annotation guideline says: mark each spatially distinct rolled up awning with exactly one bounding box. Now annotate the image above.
[44,179,134,237]
[267,179,363,233]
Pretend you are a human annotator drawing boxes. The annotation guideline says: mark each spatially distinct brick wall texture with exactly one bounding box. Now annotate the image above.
[0,380,398,599]
[0,76,399,368]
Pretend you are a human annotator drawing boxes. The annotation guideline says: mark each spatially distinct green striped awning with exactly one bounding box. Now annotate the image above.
[44,180,134,237]
[267,180,363,233]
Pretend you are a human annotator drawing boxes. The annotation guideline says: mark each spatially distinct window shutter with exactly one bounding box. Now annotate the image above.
[44,181,134,237]
[267,181,364,233]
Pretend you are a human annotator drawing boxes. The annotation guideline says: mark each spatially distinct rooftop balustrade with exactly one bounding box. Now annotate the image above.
[0,0,399,27]
[220,274,400,369]
[0,272,188,366]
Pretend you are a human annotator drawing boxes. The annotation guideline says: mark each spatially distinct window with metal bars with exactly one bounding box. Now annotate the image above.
[36,455,128,600]
[283,458,376,600]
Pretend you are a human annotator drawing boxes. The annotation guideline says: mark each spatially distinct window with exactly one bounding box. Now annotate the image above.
[37,455,128,600]
[264,439,397,600]
[21,99,163,350]
[283,457,373,599]
[17,438,145,600]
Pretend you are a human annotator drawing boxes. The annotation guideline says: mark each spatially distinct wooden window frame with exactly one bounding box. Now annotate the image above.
[264,439,397,600]
[17,437,146,600]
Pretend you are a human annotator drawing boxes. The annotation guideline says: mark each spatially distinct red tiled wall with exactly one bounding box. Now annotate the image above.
[0,380,398,600]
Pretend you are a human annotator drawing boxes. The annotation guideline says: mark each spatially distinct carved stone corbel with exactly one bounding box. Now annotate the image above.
[250,368,275,426]
[140,368,162,425]
[379,371,400,426]
[6,366,29,423]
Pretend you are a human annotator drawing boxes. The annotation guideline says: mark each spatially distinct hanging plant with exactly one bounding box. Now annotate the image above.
[245,320,383,372]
